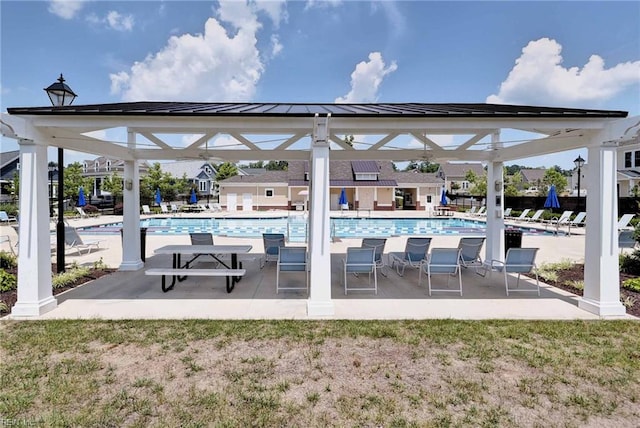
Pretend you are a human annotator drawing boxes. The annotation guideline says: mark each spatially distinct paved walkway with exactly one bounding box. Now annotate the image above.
[1,210,634,320]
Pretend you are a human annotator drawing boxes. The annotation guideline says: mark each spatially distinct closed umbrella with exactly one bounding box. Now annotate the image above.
[544,184,560,212]
[440,188,447,206]
[190,188,197,204]
[78,187,86,207]
[155,188,162,206]
[338,188,348,209]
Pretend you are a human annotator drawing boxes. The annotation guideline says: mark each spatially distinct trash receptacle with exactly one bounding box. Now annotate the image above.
[121,227,148,261]
[504,229,522,255]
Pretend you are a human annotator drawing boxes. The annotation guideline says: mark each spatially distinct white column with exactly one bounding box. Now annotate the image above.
[307,115,334,316]
[12,139,57,316]
[579,143,626,316]
[485,132,504,263]
[119,130,143,271]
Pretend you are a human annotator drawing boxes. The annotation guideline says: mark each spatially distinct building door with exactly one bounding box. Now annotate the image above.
[242,193,253,211]
[227,193,237,211]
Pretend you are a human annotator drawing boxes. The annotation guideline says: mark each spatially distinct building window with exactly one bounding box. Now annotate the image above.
[427,195,432,203]
[461,182,469,189]
[635,151,640,168]
[106,160,111,171]
[199,181,207,192]
[265,188,274,197]
[94,162,99,172]
[83,163,87,173]
[355,173,377,181]
[204,166,211,175]
[625,152,632,168]
[304,172,309,181]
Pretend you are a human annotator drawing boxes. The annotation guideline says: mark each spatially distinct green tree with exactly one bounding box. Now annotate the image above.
[404,161,439,173]
[216,162,238,181]
[265,161,288,171]
[101,172,123,203]
[465,169,487,196]
[64,162,94,204]
[10,171,19,203]
[140,162,176,203]
[542,169,568,194]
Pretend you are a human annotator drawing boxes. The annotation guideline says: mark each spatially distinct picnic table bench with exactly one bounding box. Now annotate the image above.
[147,244,252,293]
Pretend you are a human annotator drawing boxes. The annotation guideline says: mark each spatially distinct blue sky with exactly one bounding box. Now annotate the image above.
[1,0,639,169]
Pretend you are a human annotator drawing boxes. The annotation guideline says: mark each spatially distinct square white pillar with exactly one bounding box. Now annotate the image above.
[580,144,626,316]
[485,161,505,263]
[119,132,143,271]
[12,140,57,316]
[307,116,334,316]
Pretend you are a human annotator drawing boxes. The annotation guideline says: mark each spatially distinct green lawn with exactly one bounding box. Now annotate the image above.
[1,320,639,427]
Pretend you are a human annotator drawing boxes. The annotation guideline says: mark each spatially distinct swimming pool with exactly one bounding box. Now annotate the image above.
[79,216,552,242]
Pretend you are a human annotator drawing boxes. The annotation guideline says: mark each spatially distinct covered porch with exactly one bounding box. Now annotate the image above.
[2,102,640,318]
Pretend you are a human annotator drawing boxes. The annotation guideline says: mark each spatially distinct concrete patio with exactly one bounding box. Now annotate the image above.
[3,211,633,320]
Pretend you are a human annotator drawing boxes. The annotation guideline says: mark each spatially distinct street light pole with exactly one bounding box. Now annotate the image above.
[574,155,585,212]
[45,74,77,273]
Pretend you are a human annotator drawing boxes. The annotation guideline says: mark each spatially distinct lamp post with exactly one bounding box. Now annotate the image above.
[574,155,585,211]
[45,74,77,273]
[48,164,56,218]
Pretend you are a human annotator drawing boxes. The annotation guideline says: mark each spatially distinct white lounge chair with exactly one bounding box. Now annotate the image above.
[0,211,17,223]
[75,207,89,218]
[566,212,586,234]
[389,237,431,276]
[510,209,531,221]
[64,226,102,255]
[524,209,545,222]
[141,205,152,215]
[160,204,170,214]
[276,247,308,294]
[484,247,540,296]
[343,247,377,295]
[618,214,635,230]
[503,208,512,218]
[420,248,462,296]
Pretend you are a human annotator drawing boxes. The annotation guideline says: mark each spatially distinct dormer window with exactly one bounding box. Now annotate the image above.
[94,162,99,172]
[204,166,211,175]
[355,172,377,181]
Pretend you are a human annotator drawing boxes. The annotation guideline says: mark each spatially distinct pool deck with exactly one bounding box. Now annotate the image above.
[1,210,635,320]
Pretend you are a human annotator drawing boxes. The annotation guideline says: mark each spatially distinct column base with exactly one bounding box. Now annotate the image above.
[307,300,335,317]
[11,296,57,317]
[579,297,627,317]
[119,260,144,271]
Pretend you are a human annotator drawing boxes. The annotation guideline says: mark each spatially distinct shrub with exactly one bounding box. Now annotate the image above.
[0,251,17,269]
[622,277,640,293]
[52,266,90,289]
[0,203,18,217]
[82,204,98,214]
[0,269,17,292]
[619,249,640,276]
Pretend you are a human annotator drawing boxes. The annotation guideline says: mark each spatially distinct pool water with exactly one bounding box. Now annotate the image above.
[79,216,551,243]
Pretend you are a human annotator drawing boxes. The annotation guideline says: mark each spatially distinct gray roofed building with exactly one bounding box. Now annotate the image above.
[0,150,20,181]
[159,160,219,200]
[519,168,546,184]
[436,162,485,194]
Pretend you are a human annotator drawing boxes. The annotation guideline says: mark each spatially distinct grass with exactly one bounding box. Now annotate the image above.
[1,320,639,426]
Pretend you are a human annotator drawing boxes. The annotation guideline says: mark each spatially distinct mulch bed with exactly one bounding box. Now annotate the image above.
[1,264,116,317]
[545,264,640,317]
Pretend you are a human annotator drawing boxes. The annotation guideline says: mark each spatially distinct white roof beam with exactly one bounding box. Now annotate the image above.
[229,133,261,151]
[274,133,307,150]
[368,133,400,150]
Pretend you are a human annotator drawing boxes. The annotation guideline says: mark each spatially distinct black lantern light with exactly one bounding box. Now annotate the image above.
[574,155,585,210]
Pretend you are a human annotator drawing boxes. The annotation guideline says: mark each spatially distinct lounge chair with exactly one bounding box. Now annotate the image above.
[566,212,586,234]
[141,205,152,215]
[471,206,486,217]
[618,214,635,231]
[420,248,462,296]
[263,233,286,266]
[466,206,478,216]
[170,204,179,213]
[619,230,636,252]
[524,209,544,222]
[64,226,102,255]
[361,238,387,276]
[510,209,531,221]
[75,207,90,218]
[0,211,17,223]
[542,210,573,232]
[484,247,540,296]
[160,204,170,214]
[276,247,308,294]
[343,247,377,295]
[503,208,512,218]
[457,237,485,272]
[389,237,431,276]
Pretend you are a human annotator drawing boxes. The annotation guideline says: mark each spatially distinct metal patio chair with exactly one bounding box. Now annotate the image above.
[389,237,431,276]
[276,247,308,294]
[420,248,462,296]
[343,247,377,295]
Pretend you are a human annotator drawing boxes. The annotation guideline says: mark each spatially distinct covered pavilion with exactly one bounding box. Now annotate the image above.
[2,102,639,318]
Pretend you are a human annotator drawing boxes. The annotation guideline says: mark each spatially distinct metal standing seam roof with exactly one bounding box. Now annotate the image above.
[6,102,629,118]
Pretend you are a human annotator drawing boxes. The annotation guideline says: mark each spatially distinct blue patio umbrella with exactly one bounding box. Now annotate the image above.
[338,188,348,208]
[440,188,448,206]
[544,184,560,210]
[190,188,197,204]
[77,187,86,207]
[155,188,162,205]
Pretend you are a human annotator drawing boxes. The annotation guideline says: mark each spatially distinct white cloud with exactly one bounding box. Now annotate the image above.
[271,34,283,57]
[487,38,640,107]
[111,0,286,102]
[304,0,342,11]
[48,0,85,19]
[254,0,288,28]
[87,11,135,32]
[335,52,398,103]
